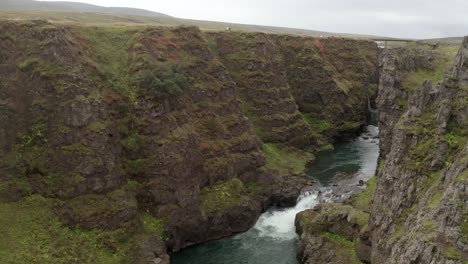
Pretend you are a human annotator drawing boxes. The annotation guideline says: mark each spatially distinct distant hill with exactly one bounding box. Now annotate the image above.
[0,0,392,39]
[0,0,171,18]
[418,37,464,45]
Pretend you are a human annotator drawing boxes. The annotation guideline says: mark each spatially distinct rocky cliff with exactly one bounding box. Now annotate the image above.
[0,20,379,263]
[369,38,468,264]
[295,40,466,264]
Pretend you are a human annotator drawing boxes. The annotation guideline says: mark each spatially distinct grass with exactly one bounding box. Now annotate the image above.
[141,213,166,239]
[0,10,383,39]
[78,26,138,95]
[0,195,132,263]
[350,177,377,212]
[18,57,64,79]
[262,143,314,175]
[401,45,459,92]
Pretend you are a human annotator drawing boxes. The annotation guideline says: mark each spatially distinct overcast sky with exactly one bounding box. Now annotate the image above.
[41,0,468,39]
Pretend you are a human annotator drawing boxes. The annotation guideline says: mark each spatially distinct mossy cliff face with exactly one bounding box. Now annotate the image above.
[377,43,459,156]
[0,20,379,262]
[369,39,468,263]
[211,32,379,150]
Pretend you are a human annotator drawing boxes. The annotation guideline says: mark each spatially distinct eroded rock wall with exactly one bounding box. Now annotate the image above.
[0,20,379,260]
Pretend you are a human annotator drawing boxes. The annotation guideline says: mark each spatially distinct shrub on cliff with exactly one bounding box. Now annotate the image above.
[139,64,187,97]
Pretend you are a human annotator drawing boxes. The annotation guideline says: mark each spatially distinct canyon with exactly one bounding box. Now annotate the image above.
[0,19,466,264]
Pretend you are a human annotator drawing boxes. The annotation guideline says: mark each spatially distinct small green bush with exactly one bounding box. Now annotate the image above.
[140,64,187,97]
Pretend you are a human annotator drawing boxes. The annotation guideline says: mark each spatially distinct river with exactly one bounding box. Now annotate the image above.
[172,119,379,264]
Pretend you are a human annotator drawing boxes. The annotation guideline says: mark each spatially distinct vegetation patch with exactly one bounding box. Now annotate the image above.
[460,211,468,244]
[401,44,459,92]
[139,64,187,97]
[428,189,444,209]
[79,26,138,94]
[303,114,332,135]
[18,57,64,79]
[122,131,142,151]
[444,247,461,260]
[262,143,314,175]
[141,213,166,239]
[349,176,377,212]
[0,195,132,263]
[200,178,245,215]
[321,232,362,264]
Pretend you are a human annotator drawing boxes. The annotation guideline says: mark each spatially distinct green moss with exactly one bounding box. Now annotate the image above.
[321,232,361,264]
[0,195,131,263]
[444,247,461,260]
[141,213,166,239]
[61,143,92,156]
[200,178,245,215]
[262,143,314,175]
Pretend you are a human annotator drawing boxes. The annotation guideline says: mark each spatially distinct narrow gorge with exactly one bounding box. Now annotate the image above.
[0,19,466,264]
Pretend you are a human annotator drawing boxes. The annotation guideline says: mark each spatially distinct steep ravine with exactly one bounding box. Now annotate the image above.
[0,20,379,263]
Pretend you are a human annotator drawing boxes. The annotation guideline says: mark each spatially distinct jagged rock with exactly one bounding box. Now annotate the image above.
[268,175,314,207]
[295,203,368,264]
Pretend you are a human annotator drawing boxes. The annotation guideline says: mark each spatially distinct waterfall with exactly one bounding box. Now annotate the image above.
[252,192,319,240]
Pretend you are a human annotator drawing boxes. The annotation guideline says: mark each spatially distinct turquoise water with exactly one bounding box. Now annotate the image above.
[171,123,379,264]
